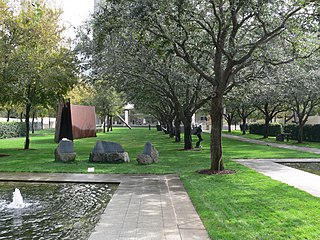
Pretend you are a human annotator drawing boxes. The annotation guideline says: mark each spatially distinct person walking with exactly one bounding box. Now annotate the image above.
[195,125,203,148]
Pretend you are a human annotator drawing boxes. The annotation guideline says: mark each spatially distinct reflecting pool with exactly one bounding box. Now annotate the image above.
[0,181,117,240]
[281,162,320,176]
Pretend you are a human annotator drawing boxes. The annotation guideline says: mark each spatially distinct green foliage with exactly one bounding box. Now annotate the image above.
[0,122,26,139]
[249,123,282,136]
[284,124,320,142]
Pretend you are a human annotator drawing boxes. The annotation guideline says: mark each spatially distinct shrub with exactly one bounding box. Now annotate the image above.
[283,124,299,140]
[0,122,26,139]
[283,124,320,142]
[249,123,282,136]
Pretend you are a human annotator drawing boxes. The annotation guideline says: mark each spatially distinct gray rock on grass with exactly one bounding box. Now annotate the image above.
[55,138,76,162]
[137,142,159,165]
[89,140,130,163]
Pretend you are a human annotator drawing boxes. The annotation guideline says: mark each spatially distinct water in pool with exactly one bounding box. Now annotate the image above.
[0,181,117,240]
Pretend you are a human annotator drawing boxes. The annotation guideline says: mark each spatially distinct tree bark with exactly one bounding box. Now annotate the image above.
[109,116,113,131]
[31,111,35,134]
[168,120,174,138]
[210,94,224,171]
[298,121,304,143]
[41,117,44,130]
[242,117,247,135]
[103,115,107,133]
[263,117,270,139]
[6,109,11,122]
[24,103,31,149]
[183,122,192,149]
[174,117,181,142]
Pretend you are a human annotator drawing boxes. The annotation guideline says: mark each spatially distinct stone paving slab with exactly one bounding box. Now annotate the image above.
[235,158,320,197]
[0,172,210,240]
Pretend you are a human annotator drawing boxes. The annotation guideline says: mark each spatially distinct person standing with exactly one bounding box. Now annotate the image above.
[195,125,203,148]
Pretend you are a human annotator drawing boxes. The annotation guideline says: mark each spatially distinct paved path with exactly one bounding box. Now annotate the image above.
[235,158,320,197]
[222,133,320,154]
[0,172,210,240]
[218,133,320,197]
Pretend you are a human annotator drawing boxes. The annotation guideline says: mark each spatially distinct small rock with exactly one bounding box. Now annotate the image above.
[137,142,159,165]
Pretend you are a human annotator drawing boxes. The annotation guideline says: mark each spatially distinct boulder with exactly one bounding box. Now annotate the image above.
[55,138,76,162]
[137,142,159,165]
[89,141,130,163]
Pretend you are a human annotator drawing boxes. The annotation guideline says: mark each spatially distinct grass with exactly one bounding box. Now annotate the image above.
[1,128,320,239]
[223,130,320,149]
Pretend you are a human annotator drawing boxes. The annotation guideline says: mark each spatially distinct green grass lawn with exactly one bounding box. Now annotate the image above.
[1,128,320,239]
[223,130,320,149]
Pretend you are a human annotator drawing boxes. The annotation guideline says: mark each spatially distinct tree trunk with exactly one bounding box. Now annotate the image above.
[242,117,247,135]
[298,121,304,143]
[224,114,233,132]
[210,94,224,171]
[31,111,35,134]
[106,115,110,132]
[20,112,23,122]
[166,123,170,135]
[168,121,174,138]
[41,117,44,130]
[183,122,192,149]
[103,115,107,133]
[227,119,232,132]
[24,104,31,149]
[6,109,11,122]
[109,116,113,131]
[263,117,270,139]
[174,117,181,142]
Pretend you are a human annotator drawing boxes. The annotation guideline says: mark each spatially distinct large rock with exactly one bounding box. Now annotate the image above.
[55,138,76,162]
[89,141,130,163]
[137,142,159,165]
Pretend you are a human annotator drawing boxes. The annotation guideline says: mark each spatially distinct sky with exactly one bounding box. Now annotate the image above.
[54,0,94,39]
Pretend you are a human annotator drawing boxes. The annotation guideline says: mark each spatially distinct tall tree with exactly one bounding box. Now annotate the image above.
[2,0,78,149]
[92,0,319,171]
[250,78,287,138]
[283,57,320,143]
[89,83,124,133]
[79,16,212,149]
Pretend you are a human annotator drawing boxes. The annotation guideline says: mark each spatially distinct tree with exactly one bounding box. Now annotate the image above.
[0,0,19,107]
[92,0,319,171]
[1,0,78,149]
[79,14,212,149]
[250,77,287,138]
[224,97,239,133]
[282,57,320,143]
[89,83,124,133]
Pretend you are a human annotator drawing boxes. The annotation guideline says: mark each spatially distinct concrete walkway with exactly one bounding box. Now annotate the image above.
[220,133,320,197]
[222,133,320,154]
[0,172,210,240]
[235,158,320,197]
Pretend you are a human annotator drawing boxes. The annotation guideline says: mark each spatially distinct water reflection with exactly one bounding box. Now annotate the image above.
[0,182,117,240]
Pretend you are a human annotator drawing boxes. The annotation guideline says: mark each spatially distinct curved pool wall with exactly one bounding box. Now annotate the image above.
[0,177,118,240]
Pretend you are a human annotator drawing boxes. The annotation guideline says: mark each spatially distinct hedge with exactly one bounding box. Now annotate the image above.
[0,122,26,139]
[284,124,320,142]
[249,123,282,136]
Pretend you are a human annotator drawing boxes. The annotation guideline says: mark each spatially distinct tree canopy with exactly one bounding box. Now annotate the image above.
[79,0,319,171]
[0,0,78,149]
